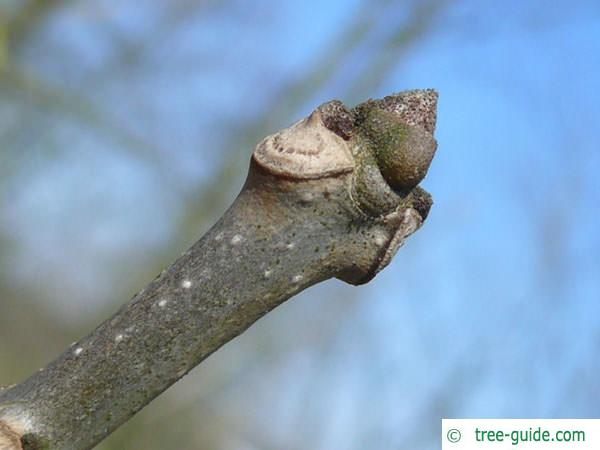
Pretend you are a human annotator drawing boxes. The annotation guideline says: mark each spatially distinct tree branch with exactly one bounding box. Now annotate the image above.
[0,89,438,450]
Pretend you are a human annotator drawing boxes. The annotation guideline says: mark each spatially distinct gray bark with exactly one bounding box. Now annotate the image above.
[0,89,438,450]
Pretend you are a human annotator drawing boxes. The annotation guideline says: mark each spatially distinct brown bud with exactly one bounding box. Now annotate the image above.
[358,107,437,192]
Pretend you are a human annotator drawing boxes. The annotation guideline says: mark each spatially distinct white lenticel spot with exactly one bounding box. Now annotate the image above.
[74,347,83,356]
[115,334,124,343]
[374,232,387,247]
[231,234,243,245]
[264,269,272,278]
[286,242,295,250]
[158,299,168,308]
[292,274,303,283]
[300,192,313,202]
[182,279,192,289]
[215,232,224,241]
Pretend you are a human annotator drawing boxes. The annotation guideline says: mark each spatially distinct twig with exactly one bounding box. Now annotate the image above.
[0,89,438,450]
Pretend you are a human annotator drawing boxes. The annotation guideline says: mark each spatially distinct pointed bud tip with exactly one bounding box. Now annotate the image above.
[373,89,438,134]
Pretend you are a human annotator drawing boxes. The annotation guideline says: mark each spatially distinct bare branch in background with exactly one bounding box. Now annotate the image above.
[2,0,68,52]
[0,66,180,189]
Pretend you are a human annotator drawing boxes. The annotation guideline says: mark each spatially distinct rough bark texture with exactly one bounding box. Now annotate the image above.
[0,89,438,450]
